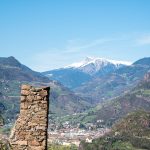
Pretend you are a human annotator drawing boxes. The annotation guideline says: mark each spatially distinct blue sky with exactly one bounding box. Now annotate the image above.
[0,0,150,71]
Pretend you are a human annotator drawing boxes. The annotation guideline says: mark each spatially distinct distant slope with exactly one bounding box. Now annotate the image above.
[0,56,49,82]
[0,56,50,123]
[0,102,5,126]
[67,72,150,126]
[77,73,150,126]
[133,57,150,66]
[0,56,91,123]
[48,81,91,116]
[43,57,150,104]
[43,68,91,89]
[0,80,91,123]
[79,110,150,150]
[75,57,150,104]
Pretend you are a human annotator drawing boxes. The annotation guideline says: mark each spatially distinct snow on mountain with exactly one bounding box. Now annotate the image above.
[65,57,94,68]
[65,57,132,75]
[43,57,133,89]
[65,57,131,68]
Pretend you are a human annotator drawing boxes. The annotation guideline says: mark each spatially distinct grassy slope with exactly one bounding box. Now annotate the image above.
[48,144,77,150]
[0,79,91,124]
[73,74,150,126]
[79,110,150,150]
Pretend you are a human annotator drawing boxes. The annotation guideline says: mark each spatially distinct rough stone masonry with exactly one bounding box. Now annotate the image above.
[9,85,50,150]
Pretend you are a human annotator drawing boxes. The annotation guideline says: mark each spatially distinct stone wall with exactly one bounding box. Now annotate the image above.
[9,85,50,150]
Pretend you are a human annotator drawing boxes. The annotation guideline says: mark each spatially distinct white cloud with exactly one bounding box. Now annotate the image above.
[64,38,116,53]
[30,49,79,71]
[31,51,63,71]
[28,33,150,71]
[136,35,150,45]
[30,38,120,71]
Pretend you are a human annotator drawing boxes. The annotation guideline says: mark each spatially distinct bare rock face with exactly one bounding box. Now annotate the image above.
[9,85,50,150]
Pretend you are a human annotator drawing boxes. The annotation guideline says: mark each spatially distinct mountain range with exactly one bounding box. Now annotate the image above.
[0,56,150,149]
[0,56,90,123]
[43,57,131,89]
[43,57,150,104]
[65,57,131,75]
[60,71,150,128]
[75,57,150,104]
[93,71,150,125]
[0,56,150,125]
[0,56,49,82]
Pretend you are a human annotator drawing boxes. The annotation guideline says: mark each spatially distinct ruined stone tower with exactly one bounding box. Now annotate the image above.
[9,85,50,150]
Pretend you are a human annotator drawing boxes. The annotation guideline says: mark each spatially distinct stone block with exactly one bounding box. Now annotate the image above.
[21,96,26,102]
[27,95,35,102]
[17,140,28,146]
[39,90,48,97]
[29,140,41,146]
[29,146,45,150]
[21,90,30,96]
[37,95,42,100]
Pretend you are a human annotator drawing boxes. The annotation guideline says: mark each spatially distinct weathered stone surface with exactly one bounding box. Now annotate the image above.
[29,146,45,150]
[17,140,28,146]
[29,140,41,146]
[39,90,48,97]
[21,96,26,102]
[21,90,30,96]
[37,95,42,100]
[21,85,32,90]
[27,95,35,102]
[9,84,50,150]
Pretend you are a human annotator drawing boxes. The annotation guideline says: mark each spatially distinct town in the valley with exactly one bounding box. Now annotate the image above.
[48,118,110,146]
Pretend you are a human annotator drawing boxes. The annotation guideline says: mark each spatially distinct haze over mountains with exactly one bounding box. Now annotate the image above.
[76,71,150,126]
[0,56,150,124]
[0,55,150,150]
[0,56,90,123]
[43,57,132,89]
[58,71,150,127]
[43,57,150,104]
[75,57,150,103]
[0,56,49,82]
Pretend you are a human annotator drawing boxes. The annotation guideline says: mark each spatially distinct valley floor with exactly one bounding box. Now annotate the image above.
[48,127,110,146]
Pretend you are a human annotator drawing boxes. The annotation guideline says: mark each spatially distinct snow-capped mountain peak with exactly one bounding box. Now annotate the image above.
[65,57,93,68]
[65,57,132,75]
[66,57,131,68]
